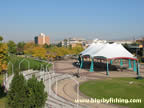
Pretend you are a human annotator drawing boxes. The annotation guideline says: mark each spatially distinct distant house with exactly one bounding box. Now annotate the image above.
[34,33,50,45]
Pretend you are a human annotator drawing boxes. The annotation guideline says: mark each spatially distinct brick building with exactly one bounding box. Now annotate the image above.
[34,33,50,45]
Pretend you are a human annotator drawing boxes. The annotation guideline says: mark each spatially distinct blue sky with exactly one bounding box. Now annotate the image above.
[0,0,144,42]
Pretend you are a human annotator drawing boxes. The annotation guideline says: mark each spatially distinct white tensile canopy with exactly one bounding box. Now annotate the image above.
[80,42,106,56]
[79,40,139,75]
[81,42,136,60]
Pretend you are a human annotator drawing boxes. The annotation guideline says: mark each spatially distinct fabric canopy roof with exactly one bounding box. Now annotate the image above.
[80,42,137,60]
[80,42,106,56]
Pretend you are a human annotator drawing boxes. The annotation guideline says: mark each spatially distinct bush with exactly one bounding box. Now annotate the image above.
[26,76,47,108]
[7,73,27,108]
[7,74,47,108]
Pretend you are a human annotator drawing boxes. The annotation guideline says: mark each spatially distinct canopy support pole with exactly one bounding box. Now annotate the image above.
[120,59,123,66]
[106,60,109,75]
[133,60,137,72]
[80,56,84,69]
[78,55,81,65]
[137,62,140,76]
[110,60,113,65]
[90,57,94,72]
[128,59,132,68]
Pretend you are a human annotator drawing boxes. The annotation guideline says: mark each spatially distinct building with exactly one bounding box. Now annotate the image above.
[136,37,144,45]
[34,33,50,45]
[108,40,134,44]
[61,37,86,48]
[61,39,70,47]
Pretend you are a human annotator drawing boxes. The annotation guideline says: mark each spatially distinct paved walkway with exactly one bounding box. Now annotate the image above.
[44,72,85,108]
[52,76,127,108]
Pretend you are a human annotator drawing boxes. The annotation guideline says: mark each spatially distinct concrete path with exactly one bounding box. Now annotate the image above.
[44,72,85,108]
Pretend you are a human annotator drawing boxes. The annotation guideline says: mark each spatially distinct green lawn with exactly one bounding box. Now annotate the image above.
[8,55,52,75]
[80,78,144,108]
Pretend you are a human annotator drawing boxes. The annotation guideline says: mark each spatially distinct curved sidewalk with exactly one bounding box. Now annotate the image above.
[52,76,127,108]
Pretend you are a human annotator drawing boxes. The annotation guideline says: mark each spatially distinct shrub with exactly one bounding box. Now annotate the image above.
[7,73,27,108]
[7,74,47,108]
[26,76,47,108]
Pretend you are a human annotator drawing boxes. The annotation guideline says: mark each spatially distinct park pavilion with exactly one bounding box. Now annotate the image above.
[79,39,140,76]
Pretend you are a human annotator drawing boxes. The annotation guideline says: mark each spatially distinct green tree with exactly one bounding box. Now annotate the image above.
[72,45,84,55]
[0,36,3,42]
[7,74,47,108]
[17,41,25,54]
[56,42,62,47]
[7,40,17,54]
[43,43,49,48]
[26,76,47,108]
[43,44,55,48]
[64,39,68,47]
[7,73,27,108]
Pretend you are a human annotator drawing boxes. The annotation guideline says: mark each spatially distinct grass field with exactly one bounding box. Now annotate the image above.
[80,78,144,108]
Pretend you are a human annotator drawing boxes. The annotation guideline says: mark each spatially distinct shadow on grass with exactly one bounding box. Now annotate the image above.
[0,84,6,98]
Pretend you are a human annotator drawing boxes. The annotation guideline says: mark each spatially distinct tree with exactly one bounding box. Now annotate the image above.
[7,40,17,54]
[0,43,8,73]
[56,42,62,47]
[7,74,47,108]
[32,46,47,59]
[43,44,55,49]
[64,39,68,47]
[26,76,47,108]
[43,43,49,48]
[17,41,25,55]
[7,73,27,108]
[71,45,84,55]
[0,36,3,42]
[24,42,35,55]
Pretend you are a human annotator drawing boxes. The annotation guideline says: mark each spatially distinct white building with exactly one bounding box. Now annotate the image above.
[61,37,86,47]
